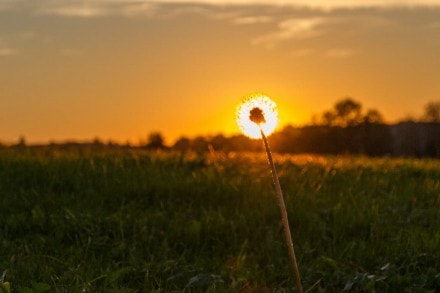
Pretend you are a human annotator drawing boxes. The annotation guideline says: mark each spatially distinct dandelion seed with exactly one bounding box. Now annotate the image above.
[236,94,303,293]
[236,94,278,139]
[249,107,266,124]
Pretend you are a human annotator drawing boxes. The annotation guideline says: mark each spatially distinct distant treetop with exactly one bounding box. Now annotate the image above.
[316,97,384,127]
[423,101,440,122]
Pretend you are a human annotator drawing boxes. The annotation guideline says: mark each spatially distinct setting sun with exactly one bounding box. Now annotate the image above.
[236,94,279,139]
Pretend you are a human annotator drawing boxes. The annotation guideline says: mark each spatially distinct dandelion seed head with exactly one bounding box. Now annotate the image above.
[236,94,278,139]
[249,107,266,124]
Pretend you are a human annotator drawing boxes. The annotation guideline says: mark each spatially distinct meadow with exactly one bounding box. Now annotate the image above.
[0,146,439,292]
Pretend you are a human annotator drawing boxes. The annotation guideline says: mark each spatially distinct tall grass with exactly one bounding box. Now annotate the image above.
[0,147,439,291]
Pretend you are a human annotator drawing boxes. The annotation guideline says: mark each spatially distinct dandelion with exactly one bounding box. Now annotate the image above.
[236,94,278,139]
[237,94,303,293]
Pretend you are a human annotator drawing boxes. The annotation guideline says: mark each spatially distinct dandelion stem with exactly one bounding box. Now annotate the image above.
[260,128,303,293]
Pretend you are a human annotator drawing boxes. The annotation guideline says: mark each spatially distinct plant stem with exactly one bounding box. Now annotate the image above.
[260,128,303,293]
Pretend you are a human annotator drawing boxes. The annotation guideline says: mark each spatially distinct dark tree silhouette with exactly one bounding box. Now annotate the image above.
[192,136,209,152]
[317,97,385,127]
[332,98,363,126]
[363,109,384,124]
[300,98,392,155]
[423,101,440,122]
[17,136,26,147]
[210,134,229,152]
[173,136,191,151]
[166,97,438,157]
[146,132,165,149]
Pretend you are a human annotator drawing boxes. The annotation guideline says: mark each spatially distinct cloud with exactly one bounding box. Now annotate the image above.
[426,20,440,28]
[253,17,326,48]
[120,2,157,17]
[3,0,440,18]
[154,0,440,9]
[0,0,24,11]
[326,49,355,58]
[36,0,156,18]
[42,6,107,17]
[0,48,18,56]
[233,15,272,25]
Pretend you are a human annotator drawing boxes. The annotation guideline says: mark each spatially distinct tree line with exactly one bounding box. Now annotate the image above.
[170,98,440,157]
[5,99,440,158]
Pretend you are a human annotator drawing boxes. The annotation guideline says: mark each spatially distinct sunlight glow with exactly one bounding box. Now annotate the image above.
[236,94,279,139]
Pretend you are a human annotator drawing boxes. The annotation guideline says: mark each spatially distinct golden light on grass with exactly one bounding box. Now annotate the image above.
[236,94,303,293]
[236,94,278,139]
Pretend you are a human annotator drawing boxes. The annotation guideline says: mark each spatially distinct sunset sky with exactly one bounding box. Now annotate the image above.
[1,0,440,144]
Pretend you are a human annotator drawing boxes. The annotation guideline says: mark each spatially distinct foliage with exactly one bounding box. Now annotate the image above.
[0,148,439,291]
[269,123,394,156]
[423,101,440,123]
[317,98,384,127]
[145,132,166,150]
[169,99,440,157]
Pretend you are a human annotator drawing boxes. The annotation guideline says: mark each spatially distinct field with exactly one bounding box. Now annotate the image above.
[0,147,439,292]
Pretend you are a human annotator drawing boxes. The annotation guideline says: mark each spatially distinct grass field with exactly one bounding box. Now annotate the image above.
[0,147,439,292]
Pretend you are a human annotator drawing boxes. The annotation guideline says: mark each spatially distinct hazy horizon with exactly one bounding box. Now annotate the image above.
[2,0,440,144]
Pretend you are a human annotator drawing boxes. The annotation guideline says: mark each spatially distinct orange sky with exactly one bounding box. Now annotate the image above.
[1,1,440,144]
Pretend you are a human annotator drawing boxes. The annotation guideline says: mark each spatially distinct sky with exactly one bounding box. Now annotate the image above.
[1,0,440,145]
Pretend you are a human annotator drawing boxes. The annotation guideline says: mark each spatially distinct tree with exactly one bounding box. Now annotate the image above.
[17,136,26,147]
[192,136,209,152]
[146,132,165,149]
[318,98,363,127]
[363,109,384,124]
[322,111,335,126]
[423,101,440,122]
[317,98,385,127]
[173,136,191,151]
[210,134,228,152]
[333,98,363,126]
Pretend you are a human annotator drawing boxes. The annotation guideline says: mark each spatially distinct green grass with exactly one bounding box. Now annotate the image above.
[0,147,439,292]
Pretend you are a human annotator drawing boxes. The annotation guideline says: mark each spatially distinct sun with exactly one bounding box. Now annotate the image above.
[236,94,279,139]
